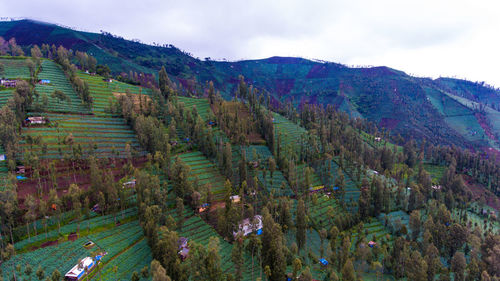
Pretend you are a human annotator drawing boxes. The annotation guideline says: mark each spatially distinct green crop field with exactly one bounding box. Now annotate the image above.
[308,195,341,229]
[20,113,146,159]
[14,207,138,251]
[93,237,152,281]
[272,112,308,155]
[0,89,13,107]
[0,57,31,78]
[35,60,91,114]
[77,72,153,116]
[423,163,446,183]
[0,235,95,281]
[314,158,361,211]
[177,96,213,122]
[177,151,228,201]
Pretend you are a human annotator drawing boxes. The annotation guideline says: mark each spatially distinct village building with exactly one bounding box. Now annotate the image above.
[178,237,190,261]
[24,116,48,126]
[230,195,241,203]
[65,255,102,281]
[233,215,263,238]
[0,79,17,88]
[123,179,136,188]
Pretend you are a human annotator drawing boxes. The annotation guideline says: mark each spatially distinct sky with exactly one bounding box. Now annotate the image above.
[1,0,499,86]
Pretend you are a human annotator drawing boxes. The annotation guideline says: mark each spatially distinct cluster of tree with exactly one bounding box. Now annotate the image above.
[0,37,24,56]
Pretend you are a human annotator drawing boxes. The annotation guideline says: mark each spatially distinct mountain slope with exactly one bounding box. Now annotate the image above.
[1,19,499,150]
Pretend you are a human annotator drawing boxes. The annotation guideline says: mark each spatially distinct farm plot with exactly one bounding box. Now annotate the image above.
[88,220,144,264]
[272,112,307,155]
[0,57,31,78]
[308,195,341,229]
[94,237,152,281]
[177,151,228,201]
[177,96,213,122]
[20,113,145,159]
[0,89,13,106]
[351,219,393,247]
[35,60,91,114]
[296,163,323,188]
[1,235,94,281]
[257,169,293,197]
[314,158,361,210]
[15,207,138,251]
[77,72,153,116]
[378,211,410,236]
[284,229,328,280]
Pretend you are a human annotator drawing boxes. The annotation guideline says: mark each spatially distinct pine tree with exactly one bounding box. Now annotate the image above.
[296,199,307,250]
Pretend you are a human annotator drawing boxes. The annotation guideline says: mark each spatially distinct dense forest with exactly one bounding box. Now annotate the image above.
[0,37,499,281]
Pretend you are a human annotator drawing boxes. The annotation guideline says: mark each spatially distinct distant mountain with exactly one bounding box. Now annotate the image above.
[1,19,499,150]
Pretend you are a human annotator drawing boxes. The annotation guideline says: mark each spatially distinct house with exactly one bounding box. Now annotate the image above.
[308,185,325,193]
[16,165,25,174]
[431,185,442,190]
[25,116,48,125]
[0,154,5,161]
[230,195,241,203]
[178,237,190,261]
[65,256,102,280]
[198,203,210,213]
[374,137,381,142]
[0,79,17,88]
[233,215,263,237]
[123,179,136,188]
[39,79,50,84]
[368,241,377,248]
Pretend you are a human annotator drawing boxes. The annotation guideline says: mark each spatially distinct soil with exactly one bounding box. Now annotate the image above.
[462,174,500,211]
[16,157,148,205]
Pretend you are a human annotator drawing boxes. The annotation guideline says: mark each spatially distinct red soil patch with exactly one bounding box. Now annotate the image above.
[40,240,59,248]
[462,174,500,211]
[306,65,329,79]
[16,157,147,205]
[475,112,498,141]
[379,118,400,130]
[275,79,295,96]
[68,232,78,241]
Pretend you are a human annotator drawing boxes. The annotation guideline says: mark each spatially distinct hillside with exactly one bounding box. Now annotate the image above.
[1,20,499,151]
[0,21,499,281]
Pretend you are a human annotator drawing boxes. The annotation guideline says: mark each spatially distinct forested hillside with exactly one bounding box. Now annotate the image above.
[0,26,499,281]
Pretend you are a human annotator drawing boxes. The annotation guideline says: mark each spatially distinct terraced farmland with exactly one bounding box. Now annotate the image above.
[35,60,91,113]
[308,195,341,229]
[177,151,228,201]
[77,72,153,115]
[314,158,361,210]
[284,229,327,280]
[177,96,213,122]
[0,89,13,106]
[94,237,152,281]
[272,112,307,154]
[0,57,31,78]
[20,113,145,159]
[0,235,95,281]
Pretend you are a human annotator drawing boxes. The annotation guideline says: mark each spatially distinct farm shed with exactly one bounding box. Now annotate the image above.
[0,79,17,87]
[64,256,97,280]
[24,116,48,125]
[230,195,241,203]
[233,215,263,237]
[39,79,51,84]
[123,179,136,188]
[0,154,5,161]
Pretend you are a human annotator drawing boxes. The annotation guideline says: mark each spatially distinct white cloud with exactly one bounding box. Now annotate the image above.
[1,0,499,86]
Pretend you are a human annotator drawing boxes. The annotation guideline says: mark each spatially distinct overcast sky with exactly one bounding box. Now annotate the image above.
[1,0,499,86]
